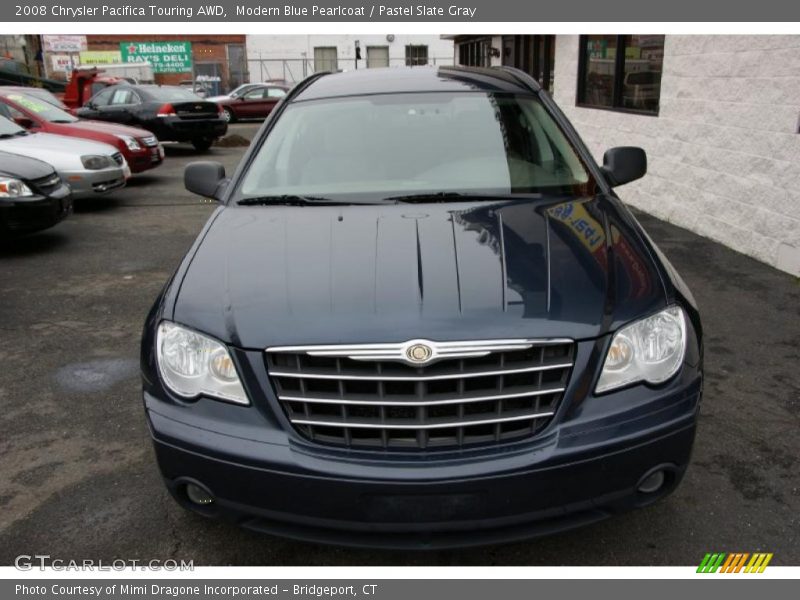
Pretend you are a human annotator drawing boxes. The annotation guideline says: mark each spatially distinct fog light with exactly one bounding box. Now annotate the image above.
[185,483,214,505]
[638,470,666,494]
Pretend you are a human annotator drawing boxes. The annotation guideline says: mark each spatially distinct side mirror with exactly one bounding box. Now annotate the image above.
[185,161,227,200]
[14,117,34,129]
[601,147,647,187]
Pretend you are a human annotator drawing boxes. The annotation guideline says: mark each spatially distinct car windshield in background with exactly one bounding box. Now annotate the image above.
[237,92,592,202]
[6,94,78,123]
[0,115,26,136]
[144,86,204,102]
[21,88,67,109]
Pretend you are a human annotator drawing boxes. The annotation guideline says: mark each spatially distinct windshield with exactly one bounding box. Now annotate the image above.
[6,93,78,123]
[144,87,203,102]
[0,115,26,136]
[17,88,66,109]
[237,92,593,202]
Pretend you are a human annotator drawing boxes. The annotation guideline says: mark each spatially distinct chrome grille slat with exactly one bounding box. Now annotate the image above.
[278,387,565,407]
[266,338,574,451]
[268,362,573,381]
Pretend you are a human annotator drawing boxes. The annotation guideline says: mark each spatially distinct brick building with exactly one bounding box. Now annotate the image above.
[451,35,800,277]
[85,35,247,94]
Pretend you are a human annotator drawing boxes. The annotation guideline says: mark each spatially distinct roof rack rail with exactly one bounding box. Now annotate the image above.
[283,70,331,103]
[494,66,542,93]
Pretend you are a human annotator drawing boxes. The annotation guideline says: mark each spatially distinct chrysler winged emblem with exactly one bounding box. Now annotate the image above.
[405,343,433,364]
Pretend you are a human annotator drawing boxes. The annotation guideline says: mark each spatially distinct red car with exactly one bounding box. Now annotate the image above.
[208,84,289,123]
[0,90,164,174]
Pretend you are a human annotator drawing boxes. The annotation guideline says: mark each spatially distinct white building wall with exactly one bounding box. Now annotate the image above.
[552,35,800,276]
[246,35,454,81]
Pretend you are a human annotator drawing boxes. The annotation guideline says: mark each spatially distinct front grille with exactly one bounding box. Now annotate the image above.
[30,173,61,195]
[111,152,124,166]
[140,135,158,147]
[266,339,574,451]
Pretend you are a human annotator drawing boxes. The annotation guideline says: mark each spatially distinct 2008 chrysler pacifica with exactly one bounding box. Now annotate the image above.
[141,67,703,549]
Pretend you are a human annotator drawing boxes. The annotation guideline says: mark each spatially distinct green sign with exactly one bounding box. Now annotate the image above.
[119,41,192,73]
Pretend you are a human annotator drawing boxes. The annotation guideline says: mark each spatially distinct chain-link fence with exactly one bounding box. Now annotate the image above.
[246,56,455,84]
[184,53,456,96]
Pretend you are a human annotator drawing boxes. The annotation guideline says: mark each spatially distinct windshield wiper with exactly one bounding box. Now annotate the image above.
[236,195,351,206]
[383,191,472,203]
[385,191,548,204]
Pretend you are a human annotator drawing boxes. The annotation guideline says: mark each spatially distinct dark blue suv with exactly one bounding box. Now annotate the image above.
[141,66,702,549]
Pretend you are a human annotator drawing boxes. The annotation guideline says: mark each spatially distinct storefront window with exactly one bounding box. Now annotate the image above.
[577,35,664,115]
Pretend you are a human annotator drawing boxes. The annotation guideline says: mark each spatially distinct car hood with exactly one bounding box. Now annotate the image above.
[0,150,55,180]
[0,132,117,169]
[171,196,667,349]
[63,119,154,139]
[206,95,231,103]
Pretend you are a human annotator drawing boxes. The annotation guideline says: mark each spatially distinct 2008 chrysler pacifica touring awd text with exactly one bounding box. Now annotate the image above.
[141,66,703,548]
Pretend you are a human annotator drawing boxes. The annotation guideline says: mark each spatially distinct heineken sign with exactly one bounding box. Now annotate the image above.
[119,41,192,73]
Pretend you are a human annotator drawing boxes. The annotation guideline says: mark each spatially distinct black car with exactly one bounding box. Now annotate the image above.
[141,67,703,548]
[0,150,71,236]
[75,84,227,151]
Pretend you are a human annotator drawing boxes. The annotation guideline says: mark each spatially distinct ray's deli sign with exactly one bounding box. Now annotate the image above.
[119,41,192,73]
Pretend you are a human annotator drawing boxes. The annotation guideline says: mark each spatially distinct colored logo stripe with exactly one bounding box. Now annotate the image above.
[745,553,773,573]
[697,553,773,573]
[697,553,726,573]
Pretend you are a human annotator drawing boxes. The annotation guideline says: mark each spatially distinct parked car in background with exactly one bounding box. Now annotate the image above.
[0,86,68,109]
[179,80,211,98]
[0,150,71,236]
[206,82,266,103]
[142,67,703,547]
[212,83,289,122]
[0,116,128,199]
[75,85,227,151]
[0,91,164,174]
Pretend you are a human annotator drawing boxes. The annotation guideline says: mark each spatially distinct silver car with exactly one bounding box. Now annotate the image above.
[0,116,128,199]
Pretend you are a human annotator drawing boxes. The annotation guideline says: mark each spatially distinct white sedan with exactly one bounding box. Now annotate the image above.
[0,116,129,199]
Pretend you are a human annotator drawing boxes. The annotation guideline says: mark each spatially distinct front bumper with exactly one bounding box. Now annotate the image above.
[61,166,127,199]
[126,144,165,173]
[0,184,72,235]
[145,351,702,548]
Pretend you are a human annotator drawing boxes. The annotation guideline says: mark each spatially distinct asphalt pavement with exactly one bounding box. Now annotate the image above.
[0,123,797,566]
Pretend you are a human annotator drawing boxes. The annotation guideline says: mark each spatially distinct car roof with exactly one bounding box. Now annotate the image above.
[293,66,537,102]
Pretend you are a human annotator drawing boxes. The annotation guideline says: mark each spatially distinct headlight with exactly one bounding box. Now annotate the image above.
[0,177,33,198]
[81,155,112,170]
[115,135,141,151]
[156,321,249,405]
[596,306,687,394]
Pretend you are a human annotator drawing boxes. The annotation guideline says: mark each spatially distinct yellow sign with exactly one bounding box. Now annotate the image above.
[79,51,122,65]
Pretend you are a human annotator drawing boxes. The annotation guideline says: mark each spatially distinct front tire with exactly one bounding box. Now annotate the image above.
[222,107,235,123]
[191,138,214,152]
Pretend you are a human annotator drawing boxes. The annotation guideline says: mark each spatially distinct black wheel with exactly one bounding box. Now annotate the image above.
[191,138,214,152]
[222,107,235,123]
